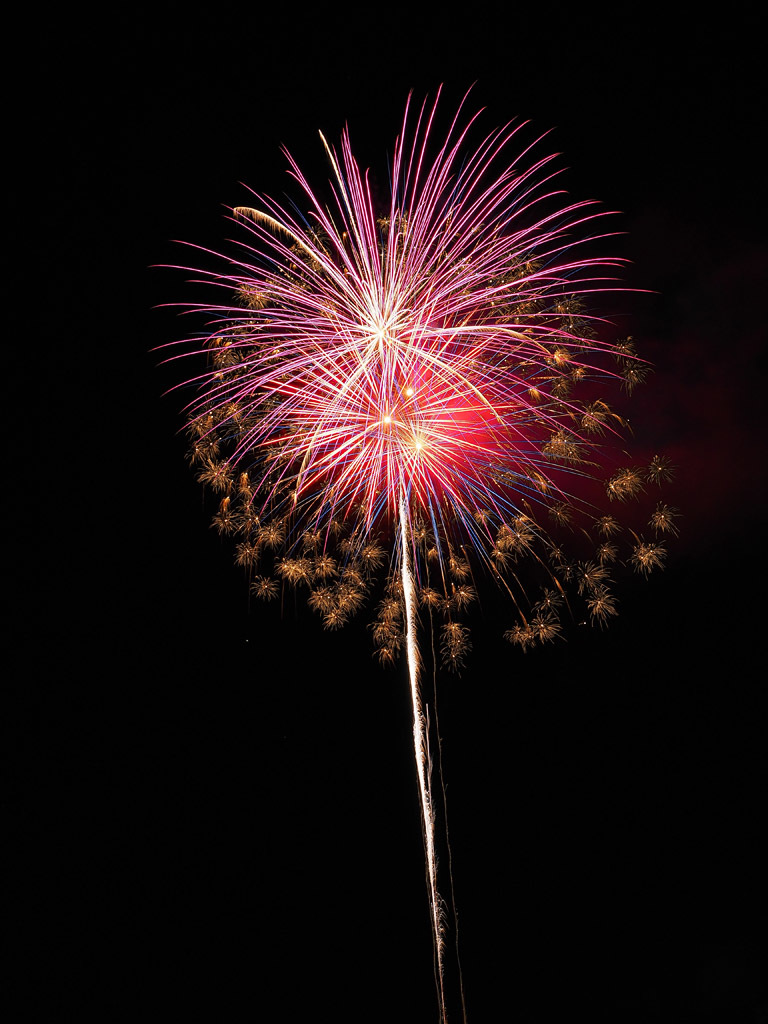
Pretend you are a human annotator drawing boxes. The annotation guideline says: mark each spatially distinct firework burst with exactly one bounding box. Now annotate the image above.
[162,89,673,1023]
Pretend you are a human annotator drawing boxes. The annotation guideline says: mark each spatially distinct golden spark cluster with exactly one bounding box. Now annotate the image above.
[182,218,677,672]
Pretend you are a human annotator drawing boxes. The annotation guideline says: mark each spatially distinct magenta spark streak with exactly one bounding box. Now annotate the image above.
[166,88,625,552]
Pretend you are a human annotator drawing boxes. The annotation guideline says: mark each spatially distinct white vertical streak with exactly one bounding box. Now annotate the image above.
[399,492,447,1022]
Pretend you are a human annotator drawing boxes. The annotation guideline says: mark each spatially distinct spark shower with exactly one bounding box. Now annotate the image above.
[162,89,675,1022]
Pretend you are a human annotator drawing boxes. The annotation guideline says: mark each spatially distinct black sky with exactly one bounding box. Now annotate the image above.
[32,10,767,1022]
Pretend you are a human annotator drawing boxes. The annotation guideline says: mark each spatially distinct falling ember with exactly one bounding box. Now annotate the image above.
[162,88,674,1023]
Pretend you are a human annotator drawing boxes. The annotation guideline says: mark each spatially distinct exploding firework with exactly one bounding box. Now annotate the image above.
[163,89,673,1023]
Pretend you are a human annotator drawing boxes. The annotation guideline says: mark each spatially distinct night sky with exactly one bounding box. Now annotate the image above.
[34,10,766,1022]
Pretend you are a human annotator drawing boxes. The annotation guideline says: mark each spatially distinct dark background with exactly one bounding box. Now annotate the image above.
[32,8,766,1021]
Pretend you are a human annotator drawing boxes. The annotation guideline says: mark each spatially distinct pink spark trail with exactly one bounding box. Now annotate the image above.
[168,89,624,550]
